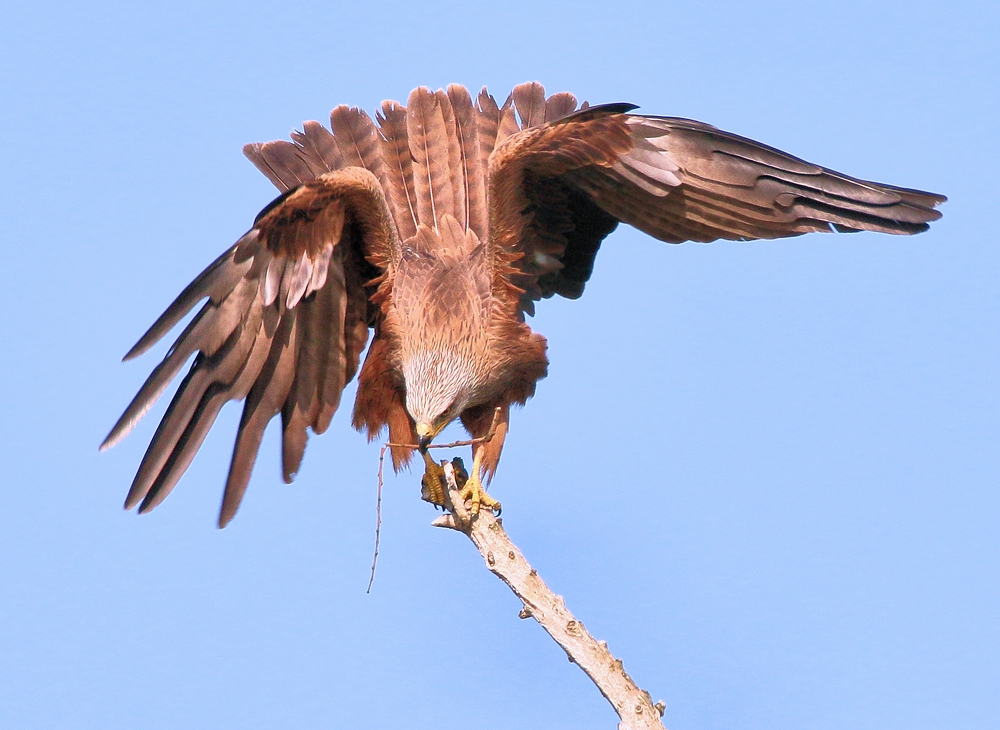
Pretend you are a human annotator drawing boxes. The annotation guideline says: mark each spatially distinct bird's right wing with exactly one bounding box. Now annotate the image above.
[102,167,394,527]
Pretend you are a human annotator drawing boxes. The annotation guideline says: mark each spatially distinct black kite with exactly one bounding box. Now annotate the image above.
[102,82,945,526]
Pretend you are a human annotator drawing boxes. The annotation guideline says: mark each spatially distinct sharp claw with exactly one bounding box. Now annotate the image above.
[420,453,447,507]
[420,453,500,515]
[457,470,501,516]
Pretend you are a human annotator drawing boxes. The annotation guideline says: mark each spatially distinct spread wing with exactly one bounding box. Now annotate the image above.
[487,97,947,307]
[102,167,394,527]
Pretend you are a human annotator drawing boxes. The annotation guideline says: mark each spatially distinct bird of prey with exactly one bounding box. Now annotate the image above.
[102,82,945,527]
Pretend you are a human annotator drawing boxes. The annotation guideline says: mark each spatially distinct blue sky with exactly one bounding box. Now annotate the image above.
[1,1,996,728]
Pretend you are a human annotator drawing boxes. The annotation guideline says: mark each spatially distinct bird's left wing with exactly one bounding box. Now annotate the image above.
[102,167,393,526]
[486,101,946,308]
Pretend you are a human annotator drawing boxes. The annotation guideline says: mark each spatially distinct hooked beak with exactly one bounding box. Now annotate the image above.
[416,421,445,451]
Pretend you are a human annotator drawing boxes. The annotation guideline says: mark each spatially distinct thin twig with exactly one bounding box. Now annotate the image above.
[368,408,501,590]
[386,407,503,450]
[366,445,387,593]
[431,459,667,730]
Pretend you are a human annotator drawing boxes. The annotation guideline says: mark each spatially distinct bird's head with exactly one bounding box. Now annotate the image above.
[403,349,475,449]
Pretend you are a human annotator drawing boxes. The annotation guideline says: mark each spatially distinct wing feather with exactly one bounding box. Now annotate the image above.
[625,116,944,232]
[313,247,350,430]
[279,298,321,481]
[279,243,347,480]
[487,94,945,310]
[219,309,301,527]
[139,305,278,514]
[102,276,261,452]
[125,295,268,512]
[339,241,371,399]
[107,167,395,525]
[122,235,257,362]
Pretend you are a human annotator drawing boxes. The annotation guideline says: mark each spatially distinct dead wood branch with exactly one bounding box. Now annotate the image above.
[430,458,667,730]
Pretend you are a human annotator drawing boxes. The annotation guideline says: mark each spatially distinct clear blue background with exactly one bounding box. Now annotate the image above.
[1,1,996,728]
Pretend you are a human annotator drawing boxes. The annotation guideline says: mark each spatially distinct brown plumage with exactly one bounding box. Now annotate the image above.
[103,82,946,526]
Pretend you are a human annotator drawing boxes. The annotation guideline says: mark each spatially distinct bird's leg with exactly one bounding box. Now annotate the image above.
[420,450,447,507]
[457,449,501,517]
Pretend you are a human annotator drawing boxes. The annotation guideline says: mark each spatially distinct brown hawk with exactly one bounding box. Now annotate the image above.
[102,82,945,526]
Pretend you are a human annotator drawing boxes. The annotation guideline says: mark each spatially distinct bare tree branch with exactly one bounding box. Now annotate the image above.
[429,458,667,730]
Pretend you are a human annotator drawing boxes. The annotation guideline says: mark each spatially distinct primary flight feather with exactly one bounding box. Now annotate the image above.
[103,82,945,526]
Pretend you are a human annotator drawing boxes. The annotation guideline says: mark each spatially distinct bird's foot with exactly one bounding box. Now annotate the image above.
[420,454,500,516]
[456,466,501,517]
[420,451,447,507]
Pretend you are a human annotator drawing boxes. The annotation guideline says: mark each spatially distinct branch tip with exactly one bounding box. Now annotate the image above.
[435,460,666,730]
[431,514,459,530]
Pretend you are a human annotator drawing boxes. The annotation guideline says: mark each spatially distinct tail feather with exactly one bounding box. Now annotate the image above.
[545,92,579,123]
[512,81,547,129]
[476,88,501,170]
[329,106,387,184]
[407,87,455,231]
[436,90,468,233]
[448,84,487,238]
[376,100,419,241]
[496,93,520,145]
[290,120,345,175]
[244,141,315,192]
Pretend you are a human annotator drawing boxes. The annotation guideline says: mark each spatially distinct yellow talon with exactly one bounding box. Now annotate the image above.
[456,452,501,516]
[420,450,446,507]
[420,451,500,516]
